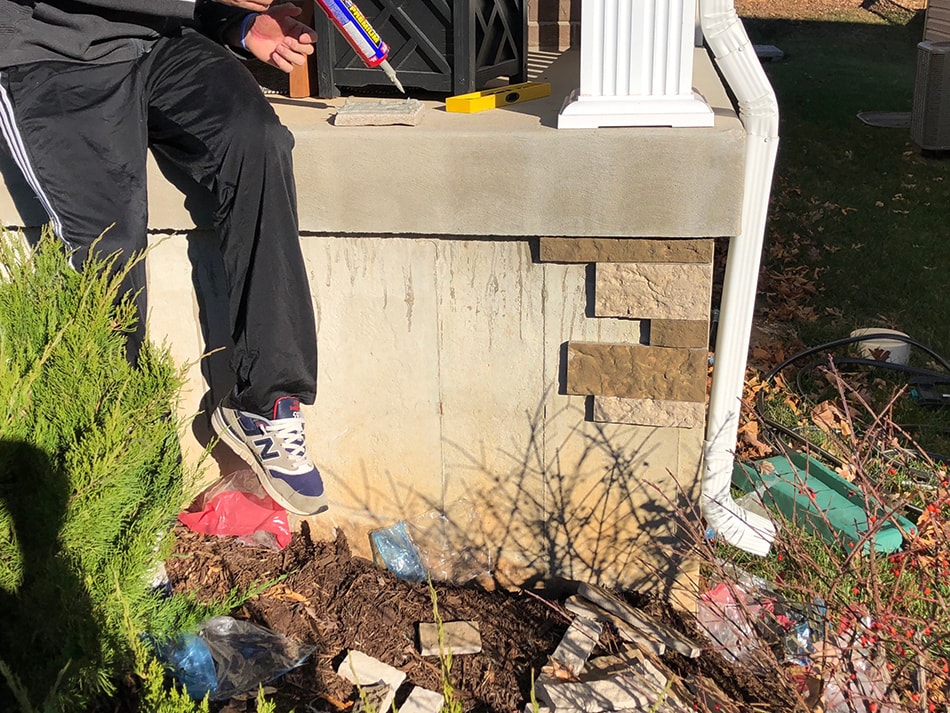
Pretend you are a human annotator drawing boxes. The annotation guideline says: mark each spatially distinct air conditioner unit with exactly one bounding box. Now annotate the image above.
[911,41,950,151]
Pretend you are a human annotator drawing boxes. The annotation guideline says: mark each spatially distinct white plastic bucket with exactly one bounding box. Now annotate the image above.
[849,328,911,366]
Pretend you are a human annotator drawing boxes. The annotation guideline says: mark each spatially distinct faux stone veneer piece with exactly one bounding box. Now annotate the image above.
[418,620,481,656]
[578,583,702,658]
[593,396,705,429]
[535,671,669,713]
[650,319,709,348]
[566,342,707,403]
[539,237,713,264]
[595,262,713,321]
[400,686,444,713]
[334,98,426,126]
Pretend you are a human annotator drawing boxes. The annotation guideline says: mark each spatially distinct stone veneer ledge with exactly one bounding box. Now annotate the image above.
[649,319,709,348]
[539,237,714,264]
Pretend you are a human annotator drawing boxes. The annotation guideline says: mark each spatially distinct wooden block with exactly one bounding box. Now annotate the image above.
[288,0,317,98]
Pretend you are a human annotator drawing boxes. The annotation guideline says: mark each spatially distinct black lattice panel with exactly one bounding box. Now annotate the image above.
[313,0,527,97]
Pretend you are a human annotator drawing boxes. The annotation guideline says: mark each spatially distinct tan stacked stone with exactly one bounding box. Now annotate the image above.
[566,342,707,402]
[528,0,580,51]
[539,237,713,264]
[650,319,708,348]
[594,262,712,321]
[593,396,705,429]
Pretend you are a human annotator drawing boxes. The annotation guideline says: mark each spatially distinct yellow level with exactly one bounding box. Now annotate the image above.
[445,81,551,114]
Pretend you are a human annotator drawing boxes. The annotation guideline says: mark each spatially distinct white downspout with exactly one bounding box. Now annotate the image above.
[699,0,780,555]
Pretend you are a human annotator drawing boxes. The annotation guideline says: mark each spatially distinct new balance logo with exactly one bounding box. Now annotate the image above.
[254,437,280,460]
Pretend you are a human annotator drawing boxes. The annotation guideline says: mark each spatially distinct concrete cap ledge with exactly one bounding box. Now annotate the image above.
[0,49,746,239]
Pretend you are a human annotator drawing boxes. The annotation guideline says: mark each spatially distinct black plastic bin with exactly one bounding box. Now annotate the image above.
[312,0,528,97]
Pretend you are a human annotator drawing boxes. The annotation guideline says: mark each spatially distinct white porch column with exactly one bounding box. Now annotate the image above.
[558,0,715,128]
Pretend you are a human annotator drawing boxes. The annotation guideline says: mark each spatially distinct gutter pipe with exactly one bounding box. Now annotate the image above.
[699,0,780,555]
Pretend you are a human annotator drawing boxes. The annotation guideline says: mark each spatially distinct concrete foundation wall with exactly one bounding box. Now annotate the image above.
[146,232,706,593]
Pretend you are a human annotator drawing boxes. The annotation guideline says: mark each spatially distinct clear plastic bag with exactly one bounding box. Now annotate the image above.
[370,500,492,584]
[156,632,218,699]
[822,631,899,713]
[407,499,492,584]
[158,616,315,701]
[370,520,427,582]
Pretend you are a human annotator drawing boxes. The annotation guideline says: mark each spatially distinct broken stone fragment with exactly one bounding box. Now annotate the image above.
[577,583,701,658]
[549,615,603,676]
[336,650,406,713]
[564,595,666,657]
[587,648,668,690]
[400,686,444,713]
[535,669,687,713]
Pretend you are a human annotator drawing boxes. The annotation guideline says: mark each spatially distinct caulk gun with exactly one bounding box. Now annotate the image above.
[314,0,405,93]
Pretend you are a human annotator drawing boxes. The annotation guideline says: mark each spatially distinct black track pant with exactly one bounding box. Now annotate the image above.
[0,30,317,416]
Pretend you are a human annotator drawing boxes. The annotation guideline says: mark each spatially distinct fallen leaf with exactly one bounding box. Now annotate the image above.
[835,463,854,482]
[811,401,852,437]
[264,582,313,606]
[542,657,581,681]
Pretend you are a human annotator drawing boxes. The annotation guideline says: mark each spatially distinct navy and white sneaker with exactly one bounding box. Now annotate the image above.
[211,396,328,516]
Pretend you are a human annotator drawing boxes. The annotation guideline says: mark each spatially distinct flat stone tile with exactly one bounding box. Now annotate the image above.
[551,616,603,675]
[418,620,482,656]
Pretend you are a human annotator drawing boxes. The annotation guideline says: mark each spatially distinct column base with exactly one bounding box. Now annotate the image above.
[557,89,715,129]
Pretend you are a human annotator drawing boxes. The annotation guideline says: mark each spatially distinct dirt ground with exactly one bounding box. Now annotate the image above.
[166,522,798,713]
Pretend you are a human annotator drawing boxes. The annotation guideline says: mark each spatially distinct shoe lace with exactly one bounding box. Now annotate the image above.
[264,418,310,469]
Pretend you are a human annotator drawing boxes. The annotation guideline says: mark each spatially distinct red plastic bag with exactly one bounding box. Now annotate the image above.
[178,470,292,550]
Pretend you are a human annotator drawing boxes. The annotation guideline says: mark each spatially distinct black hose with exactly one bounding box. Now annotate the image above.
[752,332,950,466]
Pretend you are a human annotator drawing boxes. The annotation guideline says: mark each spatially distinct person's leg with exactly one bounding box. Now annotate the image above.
[142,30,317,417]
[142,32,325,515]
[0,60,151,359]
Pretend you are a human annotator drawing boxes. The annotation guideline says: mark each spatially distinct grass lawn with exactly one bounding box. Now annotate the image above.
[734,5,950,455]
[741,8,949,351]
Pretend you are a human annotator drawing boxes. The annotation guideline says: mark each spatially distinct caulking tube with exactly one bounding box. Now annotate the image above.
[314,0,405,93]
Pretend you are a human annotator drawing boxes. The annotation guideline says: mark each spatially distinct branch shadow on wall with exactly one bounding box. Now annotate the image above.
[325,388,706,601]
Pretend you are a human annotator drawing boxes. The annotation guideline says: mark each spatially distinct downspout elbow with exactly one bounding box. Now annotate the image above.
[698,0,780,555]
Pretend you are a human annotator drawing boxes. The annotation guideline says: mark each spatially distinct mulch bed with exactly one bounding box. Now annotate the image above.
[166,523,798,713]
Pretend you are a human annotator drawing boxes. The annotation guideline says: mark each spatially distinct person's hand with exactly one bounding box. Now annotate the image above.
[215,0,275,11]
[242,4,315,72]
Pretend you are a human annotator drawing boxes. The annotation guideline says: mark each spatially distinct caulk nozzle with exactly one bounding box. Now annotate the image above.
[380,60,405,94]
